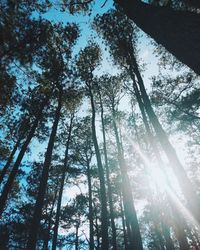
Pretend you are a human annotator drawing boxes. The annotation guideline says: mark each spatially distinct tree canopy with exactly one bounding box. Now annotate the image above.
[0,0,200,249]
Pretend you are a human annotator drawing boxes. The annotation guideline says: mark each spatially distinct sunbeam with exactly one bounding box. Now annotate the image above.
[122,128,200,233]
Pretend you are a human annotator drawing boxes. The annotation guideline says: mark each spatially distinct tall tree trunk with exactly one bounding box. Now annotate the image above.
[161,222,175,250]
[0,135,21,184]
[52,113,74,250]
[173,224,189,250]
[75,224,79,250]
[120,192,128,250]
[97,86,118,250]
[130,75,163,164]
[111,107,143,250]
[129,53,200,224]
[86,158,95,250]
[43,187,58,250]
[166,196,190,250]
[94,206,100,250]
[117,0,200,75]
[151,198,171,250]
[27,90,62,250]
[88,85,109,250]
[0,99,48,216]
[0,225,9,249]
[154,225,165,250]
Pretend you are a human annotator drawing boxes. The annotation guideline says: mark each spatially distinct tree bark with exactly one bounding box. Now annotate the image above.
[52,113,74,250]
[161,222,175,250]
[88,84,109,250]
[0,98,47,217]
[43,188,59,250]
[117,0,200,75]
[27,90,62,250]
[98,86,118,250]
[86,159,95,250]
[75,224,79,250]
[94,206,100,250]
[119,192,129,250]
[111,106,143,250]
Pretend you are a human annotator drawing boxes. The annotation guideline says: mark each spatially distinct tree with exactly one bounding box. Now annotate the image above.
[70,116,95,250]
[0,93,45,185]
[59,0,200,74]
[52,89,82,250]
[77,43,109,250]
[98,74,143,250]
[0,90,50,216]
[116,0,200,74]
[1,0,200,248]
[27,21,79,248]
[96,78,118,250]
[27,85,63,249]
[61,194,89,250]
[94,9,200,225]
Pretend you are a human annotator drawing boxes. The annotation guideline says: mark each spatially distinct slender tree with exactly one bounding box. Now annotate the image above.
[71,116,95,250]
[100,74,143,250]
[27,86,63,249]
[96,79,118,250]
[52,88,82,249]
[77,44,109,250]
[0,93,50,216]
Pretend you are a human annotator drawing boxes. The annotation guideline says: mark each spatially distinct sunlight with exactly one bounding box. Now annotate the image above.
[167,188,200,232]
[133,140,200,232]
[149,164,169,191]
[122,128,200,232]
[123,131,170,192]
[2,1,200,248]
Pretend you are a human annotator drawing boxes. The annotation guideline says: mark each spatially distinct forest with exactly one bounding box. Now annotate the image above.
[1,0,200,249]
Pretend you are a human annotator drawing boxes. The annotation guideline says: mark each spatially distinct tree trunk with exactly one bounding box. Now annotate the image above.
[88,85,109,250]
[167,196,190,250]
[129,52,200,224]
[111,107,143,250]
[117,0,200,75]
[0,98,47,217]
[86,159,95,250]
[94,204,100,250]
[154,226,165,250]
[174,224,190,250]
[161,222,175,250]
[131,74,189,250]
[130,75,163,163]
[52,113,74,250]
[98,86,118,250]
[27,90,62,250]
[43,188,59,250]
[0,225,9,249]
[0,135,21,184]
[120,192,129,250]
[75,224,79,250]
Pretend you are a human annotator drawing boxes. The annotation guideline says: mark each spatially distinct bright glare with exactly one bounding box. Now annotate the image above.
[167,187,200,232]
[122,127,200,232]
[123,132,170,192]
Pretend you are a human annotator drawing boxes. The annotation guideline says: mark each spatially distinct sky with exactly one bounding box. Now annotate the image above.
[2,1,199,249]
[24,0,191,205]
